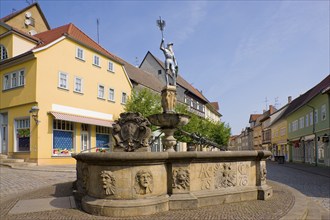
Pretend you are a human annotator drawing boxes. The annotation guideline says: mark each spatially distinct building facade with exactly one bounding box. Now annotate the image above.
[0,4,132,165]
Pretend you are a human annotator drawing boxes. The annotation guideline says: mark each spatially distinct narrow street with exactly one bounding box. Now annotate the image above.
[267,161,330,211]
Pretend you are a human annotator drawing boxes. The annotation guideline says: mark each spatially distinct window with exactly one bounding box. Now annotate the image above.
[58,72,69,89]
[197,102,200,110]
[15,118,30,152]
[158,70,162,75]
[108,88,115,101]
[0,44,8,60]
[299,117,304,129]
[310,112,313,125]
[98,84,105,99]
[314,109,318,124]
[53,119,74,156]
[96,126,111,151]
[2,69,25,90]
[108,61,115,72]
[74,77,83,93]
[121,92,127,104]
[305,114,309,127]
[292,120,298,132]
[93,55,101,67]
[321,104,326,121]
[76,47,85,60]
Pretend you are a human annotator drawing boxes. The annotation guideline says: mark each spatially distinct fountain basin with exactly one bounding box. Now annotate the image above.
[73,150,273,217]
[147,113,190,128]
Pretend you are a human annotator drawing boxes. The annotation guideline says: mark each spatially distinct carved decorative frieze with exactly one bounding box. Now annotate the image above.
[214,163,236,189]
[260,166,267,182]
[112,112,152,152]
[100,170,116,195]
[134,169,153,195]
[172,168,190,190]
[199,164,213,190]
[237,162,249,186]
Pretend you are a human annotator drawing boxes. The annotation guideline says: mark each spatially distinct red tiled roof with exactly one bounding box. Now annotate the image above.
[249,114,262,123]
[34,23,122,64]
[210,102,219,110]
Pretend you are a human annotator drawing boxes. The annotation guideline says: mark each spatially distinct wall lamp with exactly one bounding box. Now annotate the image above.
[29,106,40,125]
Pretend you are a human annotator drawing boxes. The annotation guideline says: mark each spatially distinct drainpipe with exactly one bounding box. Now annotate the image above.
[306,104,317,166]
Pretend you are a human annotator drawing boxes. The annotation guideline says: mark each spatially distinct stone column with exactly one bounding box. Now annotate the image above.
[161,86,177,113]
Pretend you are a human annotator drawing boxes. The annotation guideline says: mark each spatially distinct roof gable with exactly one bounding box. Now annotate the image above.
[1,3,50,32]
[33,23,122,64]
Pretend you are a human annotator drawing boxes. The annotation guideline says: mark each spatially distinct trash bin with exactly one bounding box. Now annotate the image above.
[278,156,285,164]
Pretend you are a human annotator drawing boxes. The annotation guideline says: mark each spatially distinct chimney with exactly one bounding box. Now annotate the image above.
[288,96,292,103]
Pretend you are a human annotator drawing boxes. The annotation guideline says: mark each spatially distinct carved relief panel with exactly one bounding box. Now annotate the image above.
[100,170,116,195]
[134,169,153,195]
[172,168,190,191]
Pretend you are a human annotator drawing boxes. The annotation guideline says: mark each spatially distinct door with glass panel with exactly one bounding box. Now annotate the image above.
[81,124,90,152]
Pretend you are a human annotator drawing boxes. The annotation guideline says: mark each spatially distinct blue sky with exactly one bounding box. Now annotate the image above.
[1,0,329,135]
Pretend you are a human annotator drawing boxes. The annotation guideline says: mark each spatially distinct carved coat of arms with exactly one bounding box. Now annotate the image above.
[112,112,152,152]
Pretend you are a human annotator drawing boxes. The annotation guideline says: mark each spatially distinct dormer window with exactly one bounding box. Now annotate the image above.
[0,44,8,60]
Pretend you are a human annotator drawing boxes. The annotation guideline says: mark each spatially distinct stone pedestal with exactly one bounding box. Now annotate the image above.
[162,128,176,152]
[161,86,177,113]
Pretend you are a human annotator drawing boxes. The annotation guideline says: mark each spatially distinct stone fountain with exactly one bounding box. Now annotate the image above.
[71,17,273,217]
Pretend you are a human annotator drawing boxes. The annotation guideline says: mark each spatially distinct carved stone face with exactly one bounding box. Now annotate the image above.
[177,170,188,183]
[100,170,116,195]
[138,172,152,188]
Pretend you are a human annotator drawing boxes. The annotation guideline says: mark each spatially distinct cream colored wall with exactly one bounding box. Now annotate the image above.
[0,59,37,108]
[12,35,36,57]
[34,38,132,162]
[5,5,49,34]
[271,120,288,145]
[0,33,13,58]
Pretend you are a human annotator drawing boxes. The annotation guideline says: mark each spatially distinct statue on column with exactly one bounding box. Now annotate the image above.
[157,16,178,86]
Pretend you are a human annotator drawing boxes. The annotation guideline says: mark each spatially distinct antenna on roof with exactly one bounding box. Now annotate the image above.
[96,18,100,44]
[274,97,280,109]
[135,57,139,67]
[264,97,268,111]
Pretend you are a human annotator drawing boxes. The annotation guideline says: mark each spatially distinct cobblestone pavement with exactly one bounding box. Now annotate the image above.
[267,161,330,211]
[0,165,295,220]
[0,166,75,201]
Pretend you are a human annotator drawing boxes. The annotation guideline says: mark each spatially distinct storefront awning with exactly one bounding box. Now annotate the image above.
[49,111,113,127]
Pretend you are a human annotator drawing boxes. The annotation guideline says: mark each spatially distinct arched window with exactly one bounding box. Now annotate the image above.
[0,44,8,60]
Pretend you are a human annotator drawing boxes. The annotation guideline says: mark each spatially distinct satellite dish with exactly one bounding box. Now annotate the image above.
[25,11,32,18]
[25,19,31,26]
[28,30,37,36]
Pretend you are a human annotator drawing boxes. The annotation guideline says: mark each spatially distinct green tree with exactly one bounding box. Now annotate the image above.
[124,88,162,117]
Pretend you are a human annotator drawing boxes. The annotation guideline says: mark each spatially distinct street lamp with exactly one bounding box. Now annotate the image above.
[29,106,40,125]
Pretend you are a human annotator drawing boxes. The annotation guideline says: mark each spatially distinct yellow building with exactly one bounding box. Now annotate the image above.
[271,119,289,160]
[0,3,132,165]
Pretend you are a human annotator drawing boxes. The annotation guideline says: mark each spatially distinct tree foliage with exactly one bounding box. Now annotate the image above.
[124,88,162,117]
[125,88,231,147]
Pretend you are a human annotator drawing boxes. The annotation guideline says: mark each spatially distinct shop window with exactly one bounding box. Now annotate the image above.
[52,119,74,156]
[15,118,30,152]
[96,126,111,152]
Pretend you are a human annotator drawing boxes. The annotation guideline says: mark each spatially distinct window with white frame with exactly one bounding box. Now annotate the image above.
[121,92,127,104]
[0,44,8,60]
[108,61,115,72]
[76,47,85,60]
[15,118,30,152]
[3,69,25,90]
[321,104,326,121]
[292,120,298,132]
[52,119,74,156]
[305,114,309,127]
[310,112,313,125]
[93,55,101,67]
[314,109,319,124]
[74,77,83,93]
[58,72,69,89]
[108,88,115,101]
[98,84,105,99]
[299,117,304,129]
